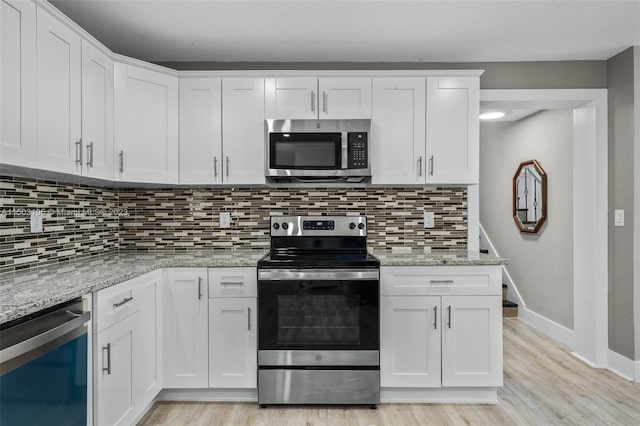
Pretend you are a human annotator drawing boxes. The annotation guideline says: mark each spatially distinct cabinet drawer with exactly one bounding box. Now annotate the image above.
[95,280,138,333]
[381,266,501,296]
[208,267,257,297]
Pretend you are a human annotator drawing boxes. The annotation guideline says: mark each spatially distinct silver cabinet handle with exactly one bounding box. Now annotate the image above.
[447,305,452,329]
[311,91,315,112]
[214,156,218,178]
[226,156,230,178]
[102,343,111,375]
[113,296,133,309]
[429,155,434,176]
[418,156,423,177]
[248,307,252,331]
[434,306,437,329]
[119,150,124,173]
[430,280,454,284]
[86,142,94,168]
[322,91,327,113]
[220,281,244,287]
[198,277,203,300]
[75,139,83,166]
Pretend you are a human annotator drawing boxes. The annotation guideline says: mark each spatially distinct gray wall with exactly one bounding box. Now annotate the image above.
[607,48,636,360]
[480,111,574,329]
[157,61,607,89]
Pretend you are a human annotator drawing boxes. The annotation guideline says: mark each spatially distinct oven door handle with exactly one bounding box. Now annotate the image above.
[259,269,379,281]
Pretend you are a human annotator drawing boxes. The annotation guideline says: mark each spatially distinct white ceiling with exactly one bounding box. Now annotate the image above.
[50,0,640,64]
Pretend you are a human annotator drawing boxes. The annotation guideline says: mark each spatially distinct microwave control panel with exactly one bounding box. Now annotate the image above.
[347,132,368,169]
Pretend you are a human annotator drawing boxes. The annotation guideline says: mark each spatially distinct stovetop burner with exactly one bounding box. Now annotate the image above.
[258,250,380,269]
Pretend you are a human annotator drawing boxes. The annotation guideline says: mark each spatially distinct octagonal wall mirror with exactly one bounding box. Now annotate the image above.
[513,159,547,233]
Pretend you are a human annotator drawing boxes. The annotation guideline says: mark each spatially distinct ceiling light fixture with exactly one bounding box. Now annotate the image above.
[479,111,506,120]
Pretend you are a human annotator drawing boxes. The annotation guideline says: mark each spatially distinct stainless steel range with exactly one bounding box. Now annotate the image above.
[257,215,380,407]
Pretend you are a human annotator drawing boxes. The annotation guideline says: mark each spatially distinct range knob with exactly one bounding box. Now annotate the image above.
[349,222,356,230]
[273,223,280,230]
[282,222,289,230]
[358,223,365,230]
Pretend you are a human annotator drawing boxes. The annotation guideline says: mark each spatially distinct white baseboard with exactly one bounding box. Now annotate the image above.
[158,388,258,402]
[636,361,640,383]
[380,387,498,404]
[518,307,574,348]
[605,349,636,382]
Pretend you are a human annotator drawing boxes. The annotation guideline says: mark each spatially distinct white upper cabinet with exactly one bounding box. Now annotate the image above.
[265,77,371,119]
[1,0,36,167]
[179,78,222,184]
[425,76,479,184]
[114,62,178,183]
[372,75,479,185]
[81,40,114,180]
[35,7,82,175]
[221,78,265,185]
[371,77,426,185]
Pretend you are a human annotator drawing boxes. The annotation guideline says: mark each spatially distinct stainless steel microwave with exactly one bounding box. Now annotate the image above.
[266,131,370,180]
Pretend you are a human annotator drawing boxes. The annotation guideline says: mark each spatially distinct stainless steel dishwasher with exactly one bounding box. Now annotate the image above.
[0,298,91,426]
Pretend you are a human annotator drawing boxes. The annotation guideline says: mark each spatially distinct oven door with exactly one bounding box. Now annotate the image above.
[257,268,379,365]
[268,132,348,177]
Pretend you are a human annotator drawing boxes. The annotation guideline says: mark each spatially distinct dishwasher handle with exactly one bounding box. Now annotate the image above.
[0,306,90,373]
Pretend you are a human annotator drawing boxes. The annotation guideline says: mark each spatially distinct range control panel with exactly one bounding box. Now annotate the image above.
[270,216,367,237]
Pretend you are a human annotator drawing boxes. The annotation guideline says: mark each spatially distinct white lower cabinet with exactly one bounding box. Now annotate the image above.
[381,296,441,387]
[380,265,503,397]
[208,298,257,388]
[94,270,162,425]
[163,268,209,388]
[208,267,257,388]
[95,313,136,426]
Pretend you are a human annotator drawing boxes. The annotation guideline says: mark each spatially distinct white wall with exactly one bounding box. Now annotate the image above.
[480,110,574,329]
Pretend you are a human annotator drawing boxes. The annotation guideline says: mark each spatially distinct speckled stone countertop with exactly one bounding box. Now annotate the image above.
[373,250,509,266]
[0,249,508,325]
[0,250,266,324]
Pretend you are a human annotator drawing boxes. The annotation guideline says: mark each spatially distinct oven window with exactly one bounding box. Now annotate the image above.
[278,295,360,345]
[258,279,379,351]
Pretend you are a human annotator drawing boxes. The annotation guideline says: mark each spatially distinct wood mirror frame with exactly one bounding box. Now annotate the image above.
[512,159,547,233]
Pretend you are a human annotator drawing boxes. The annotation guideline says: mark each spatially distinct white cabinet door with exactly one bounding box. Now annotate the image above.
[441,295,502,387]
[96,313,136,426]
[319,77,372,119]
[132,273,162,408]
[163,269,209,388]
[371,77,425,184]
[426,77,479,184]
[36,7,81,174]
[209,297,257,388]
[265,77,317,119]
[179,78,222,184]
[81,40,113,180]
[221,78,265,185]
[114,62,178,183]
[1,0,36,167]
[380,296,441,388]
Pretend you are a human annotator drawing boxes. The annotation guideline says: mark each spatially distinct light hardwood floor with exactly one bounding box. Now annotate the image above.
[139,319,640,425]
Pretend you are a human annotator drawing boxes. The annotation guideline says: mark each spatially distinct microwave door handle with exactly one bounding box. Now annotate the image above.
[341,132,348,169]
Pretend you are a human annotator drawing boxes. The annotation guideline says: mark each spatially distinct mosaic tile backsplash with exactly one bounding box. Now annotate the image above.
[1,176,467,273]
[0,176,119,273]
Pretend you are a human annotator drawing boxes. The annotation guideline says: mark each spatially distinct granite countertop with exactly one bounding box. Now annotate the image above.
[0,250,266,324]
[0,249,508,325]
[372,249,510,266]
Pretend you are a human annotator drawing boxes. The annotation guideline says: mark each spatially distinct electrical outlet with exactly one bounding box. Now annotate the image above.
[30,210,44,233]
[614,209,624,227]
[219,212,231,228]
[424,211,435,229]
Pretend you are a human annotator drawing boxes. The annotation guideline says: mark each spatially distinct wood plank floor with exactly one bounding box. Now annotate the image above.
[138,319,640,425]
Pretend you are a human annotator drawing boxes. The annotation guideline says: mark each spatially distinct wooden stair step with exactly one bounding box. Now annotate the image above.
[503,299,518,318]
